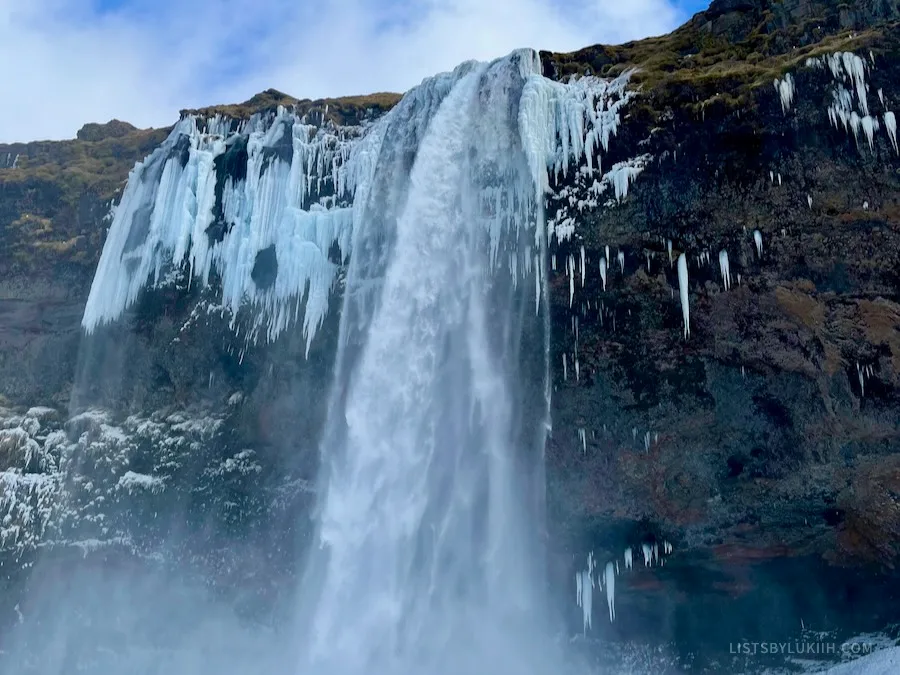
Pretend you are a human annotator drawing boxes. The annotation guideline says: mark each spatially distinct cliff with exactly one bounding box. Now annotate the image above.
[1,0,899,667]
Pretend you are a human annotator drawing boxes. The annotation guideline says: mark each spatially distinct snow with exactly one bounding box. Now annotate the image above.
[116,471,165,494]
[814,648,900,674]
[677,253,689,339]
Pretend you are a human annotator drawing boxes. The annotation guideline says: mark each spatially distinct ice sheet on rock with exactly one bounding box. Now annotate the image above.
[82,111,370,353]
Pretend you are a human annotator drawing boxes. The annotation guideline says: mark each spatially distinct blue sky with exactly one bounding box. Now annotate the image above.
[1,0,710,142]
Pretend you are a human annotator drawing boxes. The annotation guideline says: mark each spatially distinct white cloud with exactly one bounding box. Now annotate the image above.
[0,0,687,142]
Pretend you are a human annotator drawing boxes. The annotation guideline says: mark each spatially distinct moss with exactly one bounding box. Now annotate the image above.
[0,125,171,275]
[543,0,894,122]
[181,88,402,126]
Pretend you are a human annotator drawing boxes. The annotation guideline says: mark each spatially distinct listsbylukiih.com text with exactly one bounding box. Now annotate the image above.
[730,642,880,656]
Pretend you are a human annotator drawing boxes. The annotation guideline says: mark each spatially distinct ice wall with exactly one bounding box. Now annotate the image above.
[83,57,639,355]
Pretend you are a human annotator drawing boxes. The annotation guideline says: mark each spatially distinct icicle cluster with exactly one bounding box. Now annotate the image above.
[575,540,674,630]
[83,50,642,350]
[774,74,795,113]
[803,51,894,151]
[82,109,368,353]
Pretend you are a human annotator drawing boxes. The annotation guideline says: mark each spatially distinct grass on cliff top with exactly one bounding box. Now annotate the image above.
[180,88,402,125]
[0,126,170,203]
[544,8,889,114]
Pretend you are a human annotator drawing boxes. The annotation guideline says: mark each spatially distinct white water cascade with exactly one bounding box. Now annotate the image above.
[296,51,571,675]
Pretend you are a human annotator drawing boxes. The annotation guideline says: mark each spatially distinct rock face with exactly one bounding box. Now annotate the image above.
[1,0,899,667]
[541,0,900,661]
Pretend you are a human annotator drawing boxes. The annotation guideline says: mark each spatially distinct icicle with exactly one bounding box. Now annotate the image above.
[677,253,690,339]
[599,258,607,291]
[769,170,774,184]
[667,239,673,266]
[552,254,557,271]
[624,547,633,570]
[578,428,587,454]
[885,112,898,153]
[775,74,795,113]
[617,250,625,274]
[753,230,763,257]
[857,362,865,397]
[641,543,652,567]
[778,173,782,186]
[569,255,575,308]
[580,245,586,287]
[808,194,813,208]
[664,540,673,555]
[644,431,651,452]
[575,357,580,382]
[719,250,731,290]
[604,562,616,621]
[645,251,651,273]
[563,354,568,382]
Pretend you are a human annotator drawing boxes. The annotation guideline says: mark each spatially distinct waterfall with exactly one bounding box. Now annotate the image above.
[296,51,560,675]
[15,45,633,675]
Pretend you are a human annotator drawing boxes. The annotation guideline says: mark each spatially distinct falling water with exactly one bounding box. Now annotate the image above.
[295,52,562,675]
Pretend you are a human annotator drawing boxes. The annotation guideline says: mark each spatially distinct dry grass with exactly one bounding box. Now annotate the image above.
[181,88,402,125]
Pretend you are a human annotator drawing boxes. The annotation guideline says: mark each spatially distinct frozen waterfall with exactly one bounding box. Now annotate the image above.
[68,46,635,675]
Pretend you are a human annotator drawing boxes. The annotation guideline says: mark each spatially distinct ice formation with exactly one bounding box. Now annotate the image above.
[84,50,641,356]
[82,111,364,353]
[576,553,596,633]
[580,245,586,286]
[600,257,608,291]
[604,561,616,621]
[677,253,689,339]
[753,229,763,257]
[775,73,795,113]
[617,250,625,273]
[718,249,731,290]
[886,111,898,153]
